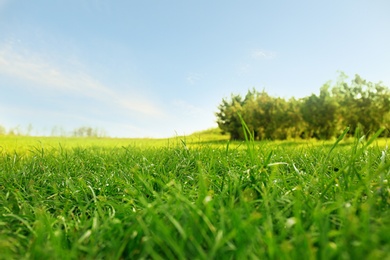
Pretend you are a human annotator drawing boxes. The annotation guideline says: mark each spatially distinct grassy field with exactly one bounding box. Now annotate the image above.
[0,130,389,259]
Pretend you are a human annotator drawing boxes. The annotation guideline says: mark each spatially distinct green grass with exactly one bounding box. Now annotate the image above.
[0,132,389,259]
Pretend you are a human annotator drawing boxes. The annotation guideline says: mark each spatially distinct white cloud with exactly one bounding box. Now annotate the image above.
[186,72,202,85]
[251,49,276,60]
[0,44,164,117]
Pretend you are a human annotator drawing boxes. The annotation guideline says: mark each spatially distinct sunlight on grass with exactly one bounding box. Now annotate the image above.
[0,132,389,258]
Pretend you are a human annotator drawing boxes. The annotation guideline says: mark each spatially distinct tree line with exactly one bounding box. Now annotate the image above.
[216,73,390,140]
[0,125,107,138]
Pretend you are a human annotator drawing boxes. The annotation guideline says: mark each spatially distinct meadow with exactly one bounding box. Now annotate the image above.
[0,129,389,259]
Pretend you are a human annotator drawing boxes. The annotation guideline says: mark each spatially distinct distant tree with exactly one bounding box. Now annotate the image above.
[51,126,68,136]
[251,91,275,139]
[216,73,389,140]
[8,125,22,136]
[333,74,390,137]
[285,98,306,139]
[216,94,245,140]
[0,125,6,135]
[216,90,305,140]
[72,126,105,137]
[301,83,339,139]
[251,92,289,140]
[239,90,275,140]
[240,89,258,138]
[73,127,90,137]
[270,97,305,140]
[26,124,33,136]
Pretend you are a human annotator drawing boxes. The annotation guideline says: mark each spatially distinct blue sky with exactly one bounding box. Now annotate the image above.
[1,0,389,137]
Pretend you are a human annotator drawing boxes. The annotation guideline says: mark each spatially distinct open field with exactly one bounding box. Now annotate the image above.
[0,131,389,259]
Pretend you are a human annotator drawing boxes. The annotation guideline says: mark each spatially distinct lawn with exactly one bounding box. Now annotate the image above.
[0,131,389,259]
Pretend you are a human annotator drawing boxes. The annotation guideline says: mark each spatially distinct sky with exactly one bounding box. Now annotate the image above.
[1,0,389,138]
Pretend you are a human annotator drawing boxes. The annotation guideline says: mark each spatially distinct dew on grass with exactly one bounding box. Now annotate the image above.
[203,195,212,204]
[286,217,297,228]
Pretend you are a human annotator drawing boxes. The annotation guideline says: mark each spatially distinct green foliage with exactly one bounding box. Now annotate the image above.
[216,73,390,140]
[301,83,339,139]
[0,125,6,135]
[216,94,245,139]
[0,135,389,258]
[332,74,390,137]
[72,126,106,138]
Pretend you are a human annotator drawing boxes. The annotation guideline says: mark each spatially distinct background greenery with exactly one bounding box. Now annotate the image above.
[216,73,390,140]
